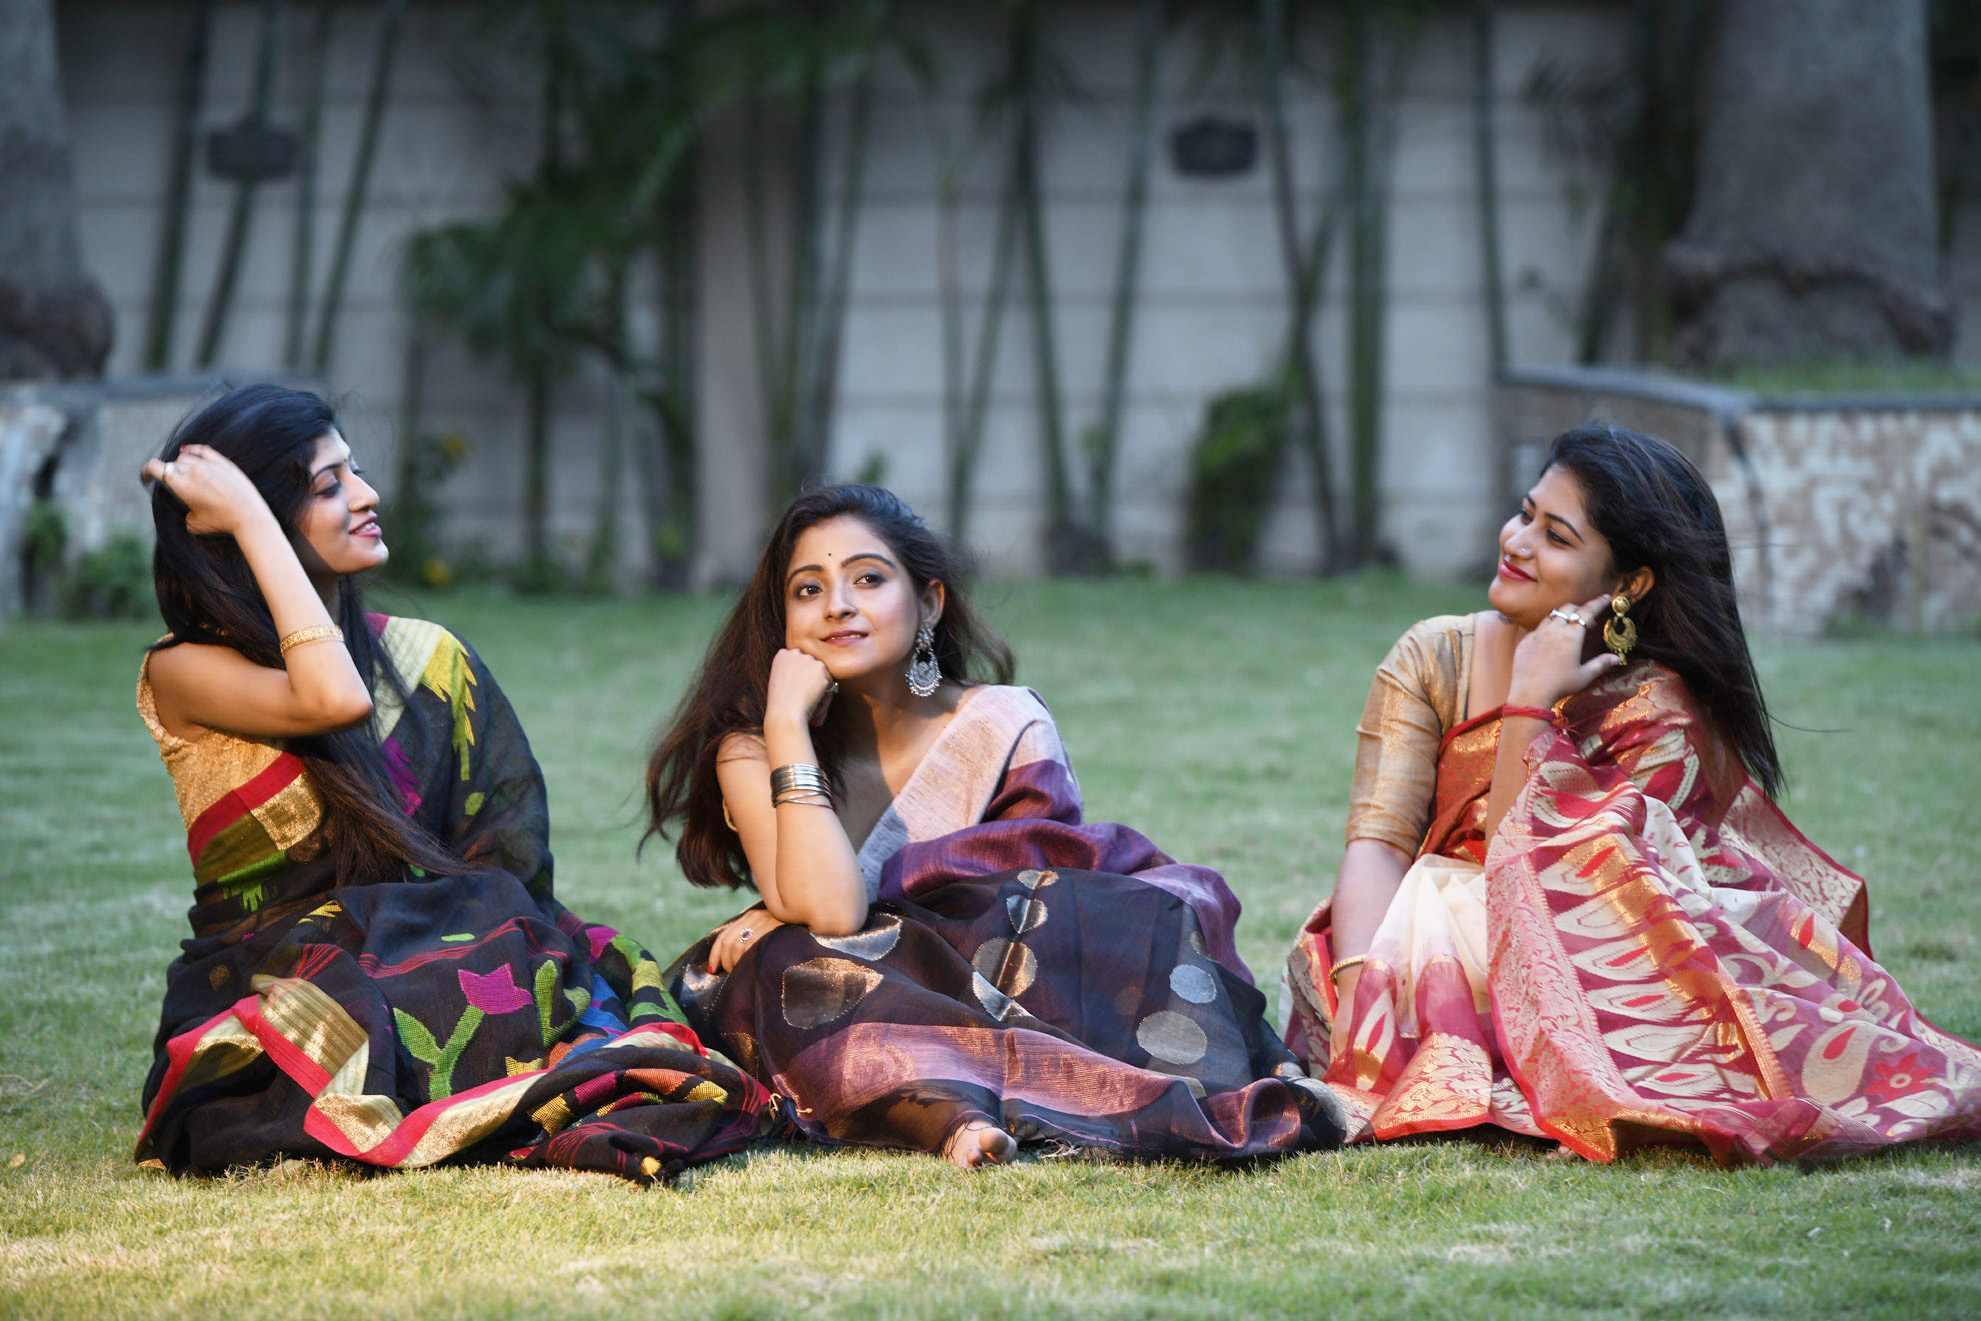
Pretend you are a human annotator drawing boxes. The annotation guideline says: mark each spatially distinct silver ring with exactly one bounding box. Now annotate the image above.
[161,461,177,480]
[1549,607,1586,628]
[738,928,753,942]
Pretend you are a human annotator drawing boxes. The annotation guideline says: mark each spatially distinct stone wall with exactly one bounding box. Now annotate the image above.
[1496,367,1981,635]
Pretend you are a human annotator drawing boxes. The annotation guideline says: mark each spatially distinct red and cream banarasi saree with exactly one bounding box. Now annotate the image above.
[135,616,777,1183]
[1287,641,1981,1163]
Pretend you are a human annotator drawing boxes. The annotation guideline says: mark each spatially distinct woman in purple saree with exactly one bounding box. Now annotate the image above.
[646,486,1341,1167]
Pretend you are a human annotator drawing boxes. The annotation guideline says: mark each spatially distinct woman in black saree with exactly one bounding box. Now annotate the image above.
[646,484,1343,1168]
[134,385,774,1183]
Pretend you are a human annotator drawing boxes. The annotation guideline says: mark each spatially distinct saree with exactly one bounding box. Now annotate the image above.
[1286,661,1981,1163]
[136,615,777,1183]
[669,686,1342,1162]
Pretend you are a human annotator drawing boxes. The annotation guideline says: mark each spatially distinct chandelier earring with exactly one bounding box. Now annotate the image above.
[1603,595,1638,662]
[905,622,941,698]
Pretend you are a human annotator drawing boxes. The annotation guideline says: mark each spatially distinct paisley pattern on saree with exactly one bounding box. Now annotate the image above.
[1289,663,1981,1162]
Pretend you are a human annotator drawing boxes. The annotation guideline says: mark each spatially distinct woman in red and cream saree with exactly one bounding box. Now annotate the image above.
[1285,426,1981,1163]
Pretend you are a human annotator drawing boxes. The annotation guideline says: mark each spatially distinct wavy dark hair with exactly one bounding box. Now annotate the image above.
[1545,423,1784,797]
[149,383,464,882]
[645,484,1016,889]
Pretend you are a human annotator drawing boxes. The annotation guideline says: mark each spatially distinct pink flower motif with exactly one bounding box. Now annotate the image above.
[458,965,532,1015]
[1864,1050,1930,1106]
[587,926,618,960]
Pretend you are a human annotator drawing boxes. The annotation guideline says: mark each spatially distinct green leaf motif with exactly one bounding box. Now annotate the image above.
[394,1008,441,1065]
[534,958,589,1046]
[440,932,475,943]
[393,1005,484,1100]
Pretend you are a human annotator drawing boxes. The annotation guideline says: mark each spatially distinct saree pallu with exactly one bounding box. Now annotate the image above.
[1287,665,1981,1163]
[138,616,776,1183]
[669,866,1342,1162]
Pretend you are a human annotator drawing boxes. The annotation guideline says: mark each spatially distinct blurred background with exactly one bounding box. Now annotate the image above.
[4,0,1978,631]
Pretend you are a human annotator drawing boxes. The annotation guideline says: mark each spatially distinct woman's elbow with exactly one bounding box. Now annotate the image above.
[305,687,375,731]
[798,896,870,938]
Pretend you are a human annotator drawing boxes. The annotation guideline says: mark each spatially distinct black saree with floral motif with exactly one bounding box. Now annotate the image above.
[135,615,778,1183]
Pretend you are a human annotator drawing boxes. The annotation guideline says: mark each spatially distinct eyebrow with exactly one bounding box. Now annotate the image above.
[786,551,898,584]
[1522,493,1585,545]
[311,453,350,479]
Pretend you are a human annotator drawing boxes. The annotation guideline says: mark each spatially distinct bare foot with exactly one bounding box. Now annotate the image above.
[943,1118,1016,1170]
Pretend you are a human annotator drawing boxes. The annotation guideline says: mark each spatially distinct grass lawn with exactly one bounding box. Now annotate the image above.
[3,574,1979,1319]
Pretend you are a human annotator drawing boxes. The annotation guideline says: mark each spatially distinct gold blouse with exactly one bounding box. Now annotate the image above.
[137,651,324,851]
[1344,613,1474,856]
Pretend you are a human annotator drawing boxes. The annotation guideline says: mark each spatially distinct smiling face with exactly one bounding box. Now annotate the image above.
[289,430,388,583]
[1486,464,1623,628]
[783,515,942,688]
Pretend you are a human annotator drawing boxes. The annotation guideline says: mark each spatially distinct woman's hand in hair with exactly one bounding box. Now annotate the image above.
[143,444,274,538]
[1507,593,1620,709]
[766,647,837,733]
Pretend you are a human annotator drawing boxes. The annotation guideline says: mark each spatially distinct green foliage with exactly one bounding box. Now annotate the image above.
[381,430,468,591]
[20,505,151,620]
[1717,362,1981,396]
[62,533,154,621]
[1183,376,1294,573]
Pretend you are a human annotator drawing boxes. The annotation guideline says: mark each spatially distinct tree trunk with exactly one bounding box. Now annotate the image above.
[1664,0,1953,367]
[0,0,112,380]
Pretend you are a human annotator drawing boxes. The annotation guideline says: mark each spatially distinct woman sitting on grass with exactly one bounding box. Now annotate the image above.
[646,484,1343,1167]
[134,384,775,1183]
[1285,423,1981,1162]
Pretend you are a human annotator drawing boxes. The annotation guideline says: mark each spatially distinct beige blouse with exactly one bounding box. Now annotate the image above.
[1343,613,1475,857]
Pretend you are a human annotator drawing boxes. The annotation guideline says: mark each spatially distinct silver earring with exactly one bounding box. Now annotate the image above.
[905,623,940,698]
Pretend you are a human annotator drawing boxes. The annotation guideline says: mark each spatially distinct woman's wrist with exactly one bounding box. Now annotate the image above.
[1504,684,1560,711]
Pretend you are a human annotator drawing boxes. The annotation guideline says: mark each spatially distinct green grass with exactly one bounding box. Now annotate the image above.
[3,575,1979,1319]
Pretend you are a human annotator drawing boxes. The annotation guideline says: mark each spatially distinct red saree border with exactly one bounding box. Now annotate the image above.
[138,994,757,1169]
[185,753,307,863]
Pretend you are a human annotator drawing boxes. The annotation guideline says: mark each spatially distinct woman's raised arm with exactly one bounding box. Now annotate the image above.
[142,444,372,741]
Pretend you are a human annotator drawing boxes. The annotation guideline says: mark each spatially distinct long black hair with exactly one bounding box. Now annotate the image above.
[149,383,465,882]
[645,484,1015,889]
[1546,423,1784,797]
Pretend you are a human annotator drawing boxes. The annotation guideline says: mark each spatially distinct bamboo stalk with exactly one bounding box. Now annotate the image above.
[286,0,333,366]
[802,1,885,490]
[1087,0,1164,554]
[195,0,285,367]
[311,0,406,373]
[144,0,213,370]
[1472,0,1508,374]
[948,154,1022,542]
[1259,0,1341,571]
[1011,3,1080,568]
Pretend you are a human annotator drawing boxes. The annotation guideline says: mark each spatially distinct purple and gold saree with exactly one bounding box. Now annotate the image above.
[136,615,776,1183]
[669,686,1343,1161]
[1287,622,1981,1163]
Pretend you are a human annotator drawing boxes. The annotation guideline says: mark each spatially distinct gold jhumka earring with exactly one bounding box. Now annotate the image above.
[1603,595,1637,661]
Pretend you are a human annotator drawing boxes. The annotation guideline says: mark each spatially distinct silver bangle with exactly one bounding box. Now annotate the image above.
[769,763,831,803]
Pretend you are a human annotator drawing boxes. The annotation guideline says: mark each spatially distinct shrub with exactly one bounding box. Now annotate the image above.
[1183,376,1294,574]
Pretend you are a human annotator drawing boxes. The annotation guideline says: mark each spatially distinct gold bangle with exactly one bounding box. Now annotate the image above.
[1328,955,1367,983]
[279,624,345,656]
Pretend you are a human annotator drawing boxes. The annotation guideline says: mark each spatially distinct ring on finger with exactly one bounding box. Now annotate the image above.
[1548,606,1586,627]
[739,928,753,942]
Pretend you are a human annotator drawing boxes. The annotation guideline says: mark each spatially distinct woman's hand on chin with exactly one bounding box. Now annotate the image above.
[767,647,836,731]
[709,907,785,974]
[1507,593,1620,709]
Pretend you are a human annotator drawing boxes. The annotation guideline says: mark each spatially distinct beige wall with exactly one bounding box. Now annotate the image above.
[53,1,1981,586]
